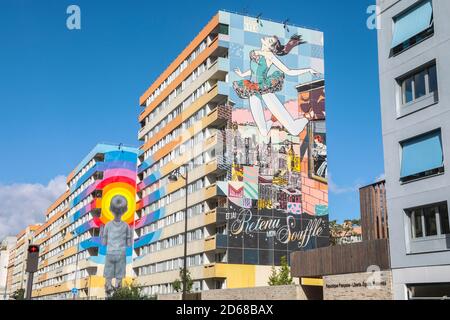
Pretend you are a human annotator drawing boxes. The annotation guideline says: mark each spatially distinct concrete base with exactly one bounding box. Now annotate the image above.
[157,285,318,300]
[323,270,393,300]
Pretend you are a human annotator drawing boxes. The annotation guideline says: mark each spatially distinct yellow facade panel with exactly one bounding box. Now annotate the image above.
[301,277,324,286]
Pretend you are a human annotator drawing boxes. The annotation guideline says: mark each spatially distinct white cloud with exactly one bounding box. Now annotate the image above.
[375,173,386,182]
[0,176,67,240]
[328,174,363,195]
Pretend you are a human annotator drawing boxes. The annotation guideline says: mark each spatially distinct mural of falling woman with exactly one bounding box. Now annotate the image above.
[233,34,322,137]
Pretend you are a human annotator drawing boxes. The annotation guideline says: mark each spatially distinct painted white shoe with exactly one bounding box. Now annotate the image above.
[290,118,309,136]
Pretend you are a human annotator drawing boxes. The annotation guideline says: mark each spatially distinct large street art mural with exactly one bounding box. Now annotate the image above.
[218,12,329,265]
[70,145,138,265]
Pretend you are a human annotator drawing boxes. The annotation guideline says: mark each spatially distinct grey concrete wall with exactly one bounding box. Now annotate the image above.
[201,285,308,300]
[377,0,450,299]
[157,285,310,300]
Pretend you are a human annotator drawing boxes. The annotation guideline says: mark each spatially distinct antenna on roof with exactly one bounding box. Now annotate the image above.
[283,19,290,32]
[256,13,263,27]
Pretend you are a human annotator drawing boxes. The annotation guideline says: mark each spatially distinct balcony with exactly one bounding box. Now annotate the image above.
[204,209,217,225]
[205,104,231,128]
[204,183,220,199]
[204,236,216,252]
[203,263,217,278]
[205,158,228,176]
[204,233,227,252]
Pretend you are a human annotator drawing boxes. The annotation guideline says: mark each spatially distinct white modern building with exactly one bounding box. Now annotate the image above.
[377,0,450,299]
[0,237,17,300]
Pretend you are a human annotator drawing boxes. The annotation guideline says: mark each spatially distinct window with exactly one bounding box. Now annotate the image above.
[408,202,449,239]
[219,23,229,35]
[408,283,450,300]
[390,0,434,56]
[93,171,104,180]
[399,63,438,104]
[400,129,444,183]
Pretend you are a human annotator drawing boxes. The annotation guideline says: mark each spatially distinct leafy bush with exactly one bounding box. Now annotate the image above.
[107,282,154,300]
[172,268,193,293]
[268,256,293,286]
[12,288,25,300]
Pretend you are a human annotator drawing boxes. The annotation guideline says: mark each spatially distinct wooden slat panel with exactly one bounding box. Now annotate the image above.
[290,239,390,277]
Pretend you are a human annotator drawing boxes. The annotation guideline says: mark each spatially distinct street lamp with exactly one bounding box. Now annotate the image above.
[2,266,7,300]
[168,165,189,300]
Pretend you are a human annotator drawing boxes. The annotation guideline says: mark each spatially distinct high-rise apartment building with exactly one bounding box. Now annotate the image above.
[31,143,138,300]
[0,237,16,300]
[7,225,40,297]
[135,11,329,295]
[377,0,450,299]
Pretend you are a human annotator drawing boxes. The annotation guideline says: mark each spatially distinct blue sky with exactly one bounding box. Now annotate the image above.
[0,0,383,233]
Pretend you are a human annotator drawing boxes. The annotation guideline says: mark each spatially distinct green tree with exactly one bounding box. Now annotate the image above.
[172,268,193,293]
[329,220,343,245]
[268,256,293,286]
[278,256,293,285]
[107,282,153,300]
[12,288,25,300]
[268,265,279,286]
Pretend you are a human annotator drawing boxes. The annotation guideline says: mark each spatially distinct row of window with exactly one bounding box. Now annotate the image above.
[142,60,210,136]
[391,1,443,183]
[138,202,206,238]
[38,186,96,243]
[390,1,450,251]
[142,128,214,189]
[140,280,202,296]
[139,210,184,235]
[140,177,207,217]
[41,210,93,251]
[40,154,104,238]
[35,268,89,290]
[45,196,68,223]
[144,38,209,108]
[68,176,96,204]
[68,195,94,219]
[137,253,204,276]
[68,158,97,189]
[40,231,91,261]
[37,250,89,276]
[137,228,204,257]
[143,104,211,161]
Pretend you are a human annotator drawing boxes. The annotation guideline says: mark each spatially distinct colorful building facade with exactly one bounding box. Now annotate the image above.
[31,143,138,300]
[135,11,329,295]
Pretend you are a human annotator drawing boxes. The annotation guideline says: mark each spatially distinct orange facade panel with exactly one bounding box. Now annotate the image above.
[45,191,69,216]
[139,14,219,107]
[36,206,69,238]
[139,37,219,122]
[140,84,219,154]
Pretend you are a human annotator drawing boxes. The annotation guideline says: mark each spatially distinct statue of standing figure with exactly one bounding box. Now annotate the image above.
[100,195,132,297]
